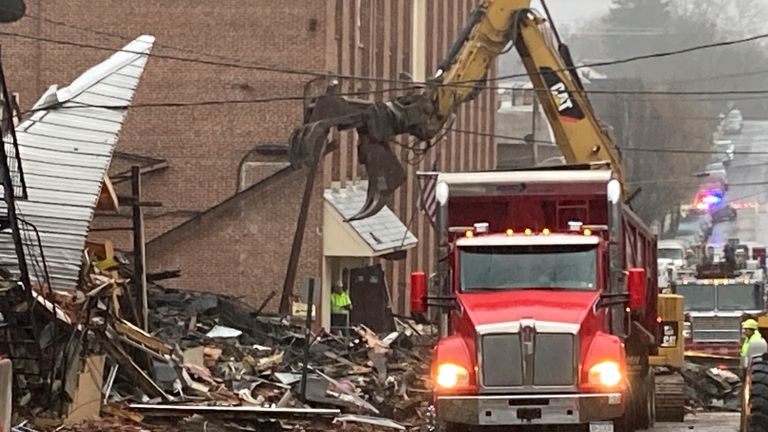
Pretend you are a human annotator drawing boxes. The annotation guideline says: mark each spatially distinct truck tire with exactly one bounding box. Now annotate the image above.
[635,370,655,430]
[614,384,636,432]
[748,355,768,432]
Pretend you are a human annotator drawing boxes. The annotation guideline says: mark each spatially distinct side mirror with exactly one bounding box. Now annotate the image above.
[410,272,427,314]
[628,268,646,312]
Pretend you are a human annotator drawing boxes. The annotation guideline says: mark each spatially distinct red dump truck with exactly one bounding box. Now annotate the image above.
[412,169,661,432]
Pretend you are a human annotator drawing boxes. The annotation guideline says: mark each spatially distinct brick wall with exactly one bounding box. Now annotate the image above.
[0,0,329,248]
[147,164,323,310]
[1,0,496,311]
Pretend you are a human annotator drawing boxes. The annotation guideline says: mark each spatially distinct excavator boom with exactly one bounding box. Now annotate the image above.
[289,0,624,220]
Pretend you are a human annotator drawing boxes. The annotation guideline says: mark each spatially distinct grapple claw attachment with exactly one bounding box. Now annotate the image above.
[346,137,406,222]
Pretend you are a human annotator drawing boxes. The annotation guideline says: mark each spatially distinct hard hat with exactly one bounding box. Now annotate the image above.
[742,319,759,330]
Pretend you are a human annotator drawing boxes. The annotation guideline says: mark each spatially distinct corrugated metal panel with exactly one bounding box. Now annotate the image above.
[0,35,154,291]
[324,184,417,253]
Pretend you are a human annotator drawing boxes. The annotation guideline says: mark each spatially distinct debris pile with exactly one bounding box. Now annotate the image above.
[16,257,437,431]
[682,362,742,412]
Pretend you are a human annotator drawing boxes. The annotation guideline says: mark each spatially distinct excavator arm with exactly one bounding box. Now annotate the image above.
[289,0,623,221]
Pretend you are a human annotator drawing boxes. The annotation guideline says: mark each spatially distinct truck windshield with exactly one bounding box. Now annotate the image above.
[677,285,715,311]
[677,284,762,311]
[717,284,762,311]
[658,249,684,260]
[459,244,597,292]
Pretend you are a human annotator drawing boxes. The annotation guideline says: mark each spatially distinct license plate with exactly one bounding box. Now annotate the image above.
[589,422,614,432]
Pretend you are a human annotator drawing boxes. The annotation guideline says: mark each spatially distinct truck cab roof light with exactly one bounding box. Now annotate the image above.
[524,228,533,236]
[583,228,592,236]
[465,230,474,238]
[542,228,551,236]
[506,228,514,236]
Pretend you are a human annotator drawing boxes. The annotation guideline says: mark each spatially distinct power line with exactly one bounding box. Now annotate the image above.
[619,147,768,155]
[1,24,767,94]
[488,32,768,84]
[452,128,768,157]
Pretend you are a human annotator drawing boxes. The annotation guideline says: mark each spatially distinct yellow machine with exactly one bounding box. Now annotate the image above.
[650,293,686,421]
[289,0,687,426]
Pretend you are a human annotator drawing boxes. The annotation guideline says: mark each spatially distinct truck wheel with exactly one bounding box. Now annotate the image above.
[634,371,655,430]
[748,355,768,432]
[614,385,636,432]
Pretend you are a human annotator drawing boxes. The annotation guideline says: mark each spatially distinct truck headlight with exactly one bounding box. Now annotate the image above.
[588,361,623,387]
[435,363,469,389]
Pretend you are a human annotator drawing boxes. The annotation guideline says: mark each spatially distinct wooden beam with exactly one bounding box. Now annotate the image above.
[96,175,120,212]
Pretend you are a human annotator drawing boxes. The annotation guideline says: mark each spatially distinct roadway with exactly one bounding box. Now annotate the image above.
[652,412,740,432]
[645,123,768,431]
[710,120,768,246]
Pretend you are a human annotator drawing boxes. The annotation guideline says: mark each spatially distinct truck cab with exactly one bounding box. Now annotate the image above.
[677,264,766,356]
[418,170,660,431]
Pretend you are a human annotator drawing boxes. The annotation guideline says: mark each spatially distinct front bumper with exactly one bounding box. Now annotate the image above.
[436,393,623,426]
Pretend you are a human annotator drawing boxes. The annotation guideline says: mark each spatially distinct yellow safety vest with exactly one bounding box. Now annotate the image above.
[742,331,763,357]
[331,291,351,314]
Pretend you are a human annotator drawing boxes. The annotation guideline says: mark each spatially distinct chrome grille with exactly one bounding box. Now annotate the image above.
[482,334,523,386]
[692,316,741,341]
[481,332,575,388]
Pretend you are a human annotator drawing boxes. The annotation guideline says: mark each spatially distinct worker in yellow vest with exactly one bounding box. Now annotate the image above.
[330,282,352,335]
[331,282,352,314]
[742,319,764,368]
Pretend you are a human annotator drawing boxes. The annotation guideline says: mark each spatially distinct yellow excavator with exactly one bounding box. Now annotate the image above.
[289,0,686,424]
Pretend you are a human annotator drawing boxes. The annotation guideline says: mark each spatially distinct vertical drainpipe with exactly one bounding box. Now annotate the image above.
[435,180,450,338]
[607,177,626,338]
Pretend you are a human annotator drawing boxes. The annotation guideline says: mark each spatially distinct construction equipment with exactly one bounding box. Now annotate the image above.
[288,0,686,424]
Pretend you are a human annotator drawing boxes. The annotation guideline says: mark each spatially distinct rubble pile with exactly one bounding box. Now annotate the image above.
[17,258,437,432]
[681,362,742,412]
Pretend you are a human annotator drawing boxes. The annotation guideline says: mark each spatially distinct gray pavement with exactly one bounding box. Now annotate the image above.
[652,412,740,432]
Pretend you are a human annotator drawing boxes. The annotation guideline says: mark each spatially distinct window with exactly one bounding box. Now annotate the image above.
[658,248,684,260]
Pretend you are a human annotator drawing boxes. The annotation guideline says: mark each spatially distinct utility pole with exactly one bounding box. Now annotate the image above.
[131,166,148,331]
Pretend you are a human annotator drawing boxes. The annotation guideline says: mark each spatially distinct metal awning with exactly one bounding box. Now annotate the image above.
[0,35,154,290]
[323,184,417,258]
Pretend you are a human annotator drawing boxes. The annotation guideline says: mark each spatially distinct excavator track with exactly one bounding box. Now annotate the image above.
[654,371,686,422]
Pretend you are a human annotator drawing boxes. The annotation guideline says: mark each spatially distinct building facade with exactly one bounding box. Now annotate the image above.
[1,0,495,325]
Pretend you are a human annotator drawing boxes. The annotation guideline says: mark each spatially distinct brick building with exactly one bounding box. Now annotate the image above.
[1,0,495,327]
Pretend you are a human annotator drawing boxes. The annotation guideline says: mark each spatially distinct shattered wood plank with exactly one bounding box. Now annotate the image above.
[128,404,341,418]
[100,332,171,401]
[323,351,356,368]
[312,368,380,414]
[333,414,406,431]
[114,319,172,355]
[101,403,144,423]
[65,355,105,425]
[255,351,285,371]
